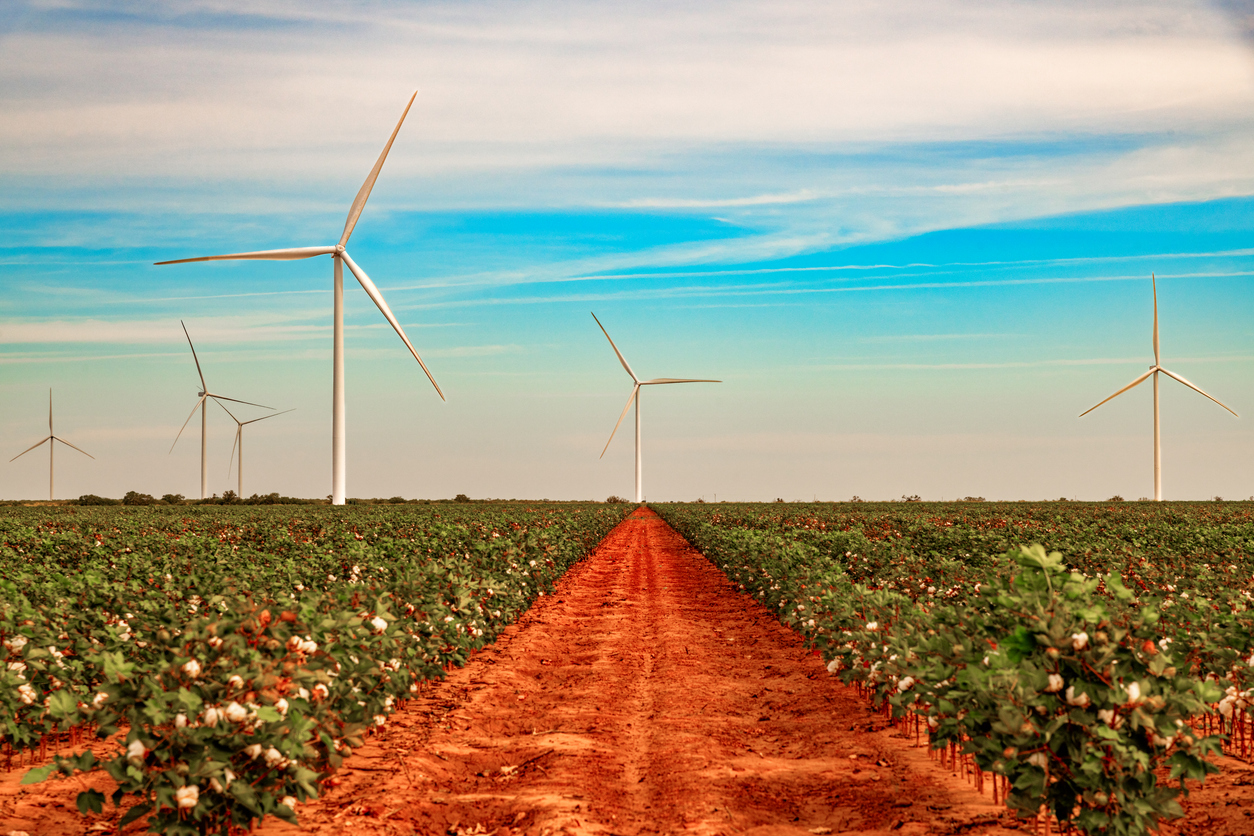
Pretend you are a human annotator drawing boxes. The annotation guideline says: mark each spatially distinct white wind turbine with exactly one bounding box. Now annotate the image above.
[220,402,294,499]
[1080,274,1237,501]
[9,389,94,501]
[593,312,720,503]
[171,321,271,500]
[156,92,443,505]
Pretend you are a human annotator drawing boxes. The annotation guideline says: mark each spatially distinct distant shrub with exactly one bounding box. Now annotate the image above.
[453,493,472,503]
[76,494,120,506]
[605,495,628,504]
[1107,495,1125,502]
[160,493,186,506]
[122,491,155,506]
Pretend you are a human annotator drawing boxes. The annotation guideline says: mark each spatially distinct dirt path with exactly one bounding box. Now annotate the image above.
[259,507,1019,836]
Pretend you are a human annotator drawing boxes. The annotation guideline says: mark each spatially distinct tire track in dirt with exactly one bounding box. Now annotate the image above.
[262,508,1020,836]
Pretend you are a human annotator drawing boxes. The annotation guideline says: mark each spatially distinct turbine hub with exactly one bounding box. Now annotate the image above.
[335,244,346,254]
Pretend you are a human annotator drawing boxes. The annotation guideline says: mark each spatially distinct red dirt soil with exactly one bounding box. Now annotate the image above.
[3,508,1252,835]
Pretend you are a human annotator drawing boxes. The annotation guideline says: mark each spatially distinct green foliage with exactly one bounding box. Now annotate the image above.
[652,501,1253,836]
[0,502,628,833]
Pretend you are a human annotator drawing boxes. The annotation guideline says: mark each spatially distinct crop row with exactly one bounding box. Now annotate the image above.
[653,502,1254,836]
[0,503,628,835]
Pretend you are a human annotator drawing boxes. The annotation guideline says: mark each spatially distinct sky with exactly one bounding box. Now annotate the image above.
[3,0,1254,502]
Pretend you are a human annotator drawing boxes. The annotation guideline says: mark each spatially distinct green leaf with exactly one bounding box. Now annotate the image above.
[118,802,152,828]
[21,764,55,785]
[76,789,106,815]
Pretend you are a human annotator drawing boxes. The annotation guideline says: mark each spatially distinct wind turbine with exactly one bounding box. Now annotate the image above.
[9,389,94,501]
[1080,274,1237,501]
[171,321,271,500]
[592,312,720,503]
[155,93,443,505]
[220,402,294,498]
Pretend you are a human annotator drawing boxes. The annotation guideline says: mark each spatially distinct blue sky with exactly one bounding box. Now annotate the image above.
[3,0,1254,501]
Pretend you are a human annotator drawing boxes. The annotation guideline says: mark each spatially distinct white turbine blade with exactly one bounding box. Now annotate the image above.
[1079,369,1155,417]
[227,426,240,480]
[1159,367,1239,417]
[48,388,53,434]
[208,393,274,410]
[340,251,445,401]
[242,408,295,426]
[155,246,335,266]
[600,385,639,459]
[170,395,207,453]
[52,436,94,459]
[9,436,51,462]
[591,312,639,383]
[216,399,242,425]
[641,378,721,384]
[1152,273,1160,367]
[340,91,418,248]
[181,320,208,392]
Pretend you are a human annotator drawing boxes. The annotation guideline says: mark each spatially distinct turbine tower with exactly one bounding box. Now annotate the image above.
[171,321,270,500]
[592,312,720,503]
[220,402,294,498]
[1080,274,1237,501]
[155,92,443,505]
[9,389,94,501]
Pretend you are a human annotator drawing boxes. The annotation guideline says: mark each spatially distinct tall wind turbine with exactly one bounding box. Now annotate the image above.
[220,402,294,498]
[592,312,720,503]
[171,321,271,500]
[9,389,94,501]
[155,92,443,505]
[1080,274,1237,501]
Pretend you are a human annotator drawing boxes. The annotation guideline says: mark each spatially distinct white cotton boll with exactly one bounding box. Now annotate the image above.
[127,740,146,764]
[92,691,108,709]
[5,636,28,652]
[264,747,284,767]
[1071,632,1088,651]
[374,714,387,727]
[312,684,329,700]
[174,713,188,728]
[301,639,318,654]
[208,636,223,649]
[1027,752,1048,768]
[182,659,201,679]
[1125,682,1143,704]
[281,796,297,811]
[274,698,288,716]
[243,744,262,760]
[897,676,915,692]
[225,702,247,723]
[1065,686,1090,708]
[202,706,222,726]
[17,684,37,705]
[826,659,840,674]
[228,675,244,689]
[175,785,199,809]
[1045,674,1064,693]
[865,621,878,631]
[370,616,388,634]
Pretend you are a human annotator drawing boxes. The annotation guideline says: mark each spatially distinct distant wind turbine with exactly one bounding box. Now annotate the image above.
[155,92,443,506]
[1079,274,1237,501]
[9,389,94,501]
[171,321,271,500]
[220,402,294,498]
[592,312,720,503]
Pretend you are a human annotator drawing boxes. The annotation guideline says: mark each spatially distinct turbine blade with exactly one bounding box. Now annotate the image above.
[340,251,445,401]
[1079,369,1155,417]
[1159,367,1239,417]
[1152,273,1160,366]
[641,378,721,384]
[242,408,295,425]
[52,436,94,459]
[207,394,274,410]
[155,246,336,266]
[227,426,240,480]
[340,91,418,248]
[591,312,639,383]
[9,436,51,462]
[48,388,53,434]
[182,320,208,392]
[216,399,242,425]
[600,385,639,459]
[170,395,207,453]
